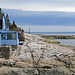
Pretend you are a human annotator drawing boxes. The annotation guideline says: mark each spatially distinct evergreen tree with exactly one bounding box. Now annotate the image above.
[12,21,17,28]
[6,14,10,23]
[9,20,17,30]
[0,8,1,14]
[6,14,11,29]
[0,8,1,11]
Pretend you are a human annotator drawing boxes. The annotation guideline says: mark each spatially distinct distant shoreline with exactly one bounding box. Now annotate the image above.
[26,32,75,39]
[39,35,75,39]
[27,32,75,35]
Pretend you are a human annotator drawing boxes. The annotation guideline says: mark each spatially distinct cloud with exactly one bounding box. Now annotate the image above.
[3,9,75,26]
[0,0,75,12]
[2,8,75,32]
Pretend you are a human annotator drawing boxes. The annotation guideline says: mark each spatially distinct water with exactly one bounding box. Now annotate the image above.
[30,32,75,46]
[54,39,75,46]
[30,32,75,35]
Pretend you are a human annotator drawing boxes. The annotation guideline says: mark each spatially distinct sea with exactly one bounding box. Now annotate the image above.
[30,32,75,46]
[30,32,75,35]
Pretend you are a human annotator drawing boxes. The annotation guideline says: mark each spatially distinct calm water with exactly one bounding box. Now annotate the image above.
[30,32,75,35]
[30,32,75,46]
[54,39,75,46]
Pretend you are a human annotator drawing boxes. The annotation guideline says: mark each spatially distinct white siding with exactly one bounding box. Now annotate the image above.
[3,17,6,30]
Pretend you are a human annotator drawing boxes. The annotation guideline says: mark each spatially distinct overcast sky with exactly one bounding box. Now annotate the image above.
[1,0,75,32]
[0,0,75,12]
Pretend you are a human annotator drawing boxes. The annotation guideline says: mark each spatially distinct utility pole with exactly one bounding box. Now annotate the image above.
[29,27,30,34]
[20,8,22,28]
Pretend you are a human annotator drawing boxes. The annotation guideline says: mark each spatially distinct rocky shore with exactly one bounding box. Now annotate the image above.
[0,33,75,75]
[39,34,75,39]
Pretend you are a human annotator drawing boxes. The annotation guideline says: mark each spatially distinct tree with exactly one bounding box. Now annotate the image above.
[6,14,10,25]
[0,8,1,11]
[6,14,10,22]
[9,20,17,30]
[0,8,2,14]
[9,20,25,41]
[6,14,11,30]
[12,21,17,28]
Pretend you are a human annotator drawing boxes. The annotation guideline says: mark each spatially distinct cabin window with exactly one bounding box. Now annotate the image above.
[12,33,16,40]
[8,33,12,40]
[2,33,16,40]
[8,33,16,40]
[1,33,7,40]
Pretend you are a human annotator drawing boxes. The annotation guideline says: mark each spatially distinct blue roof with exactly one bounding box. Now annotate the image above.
[0,30,18,33]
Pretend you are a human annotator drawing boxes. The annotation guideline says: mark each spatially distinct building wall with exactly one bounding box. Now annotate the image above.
[1,40,17,45]
[0,13,19,46]
[1,32,19,46]
[3,17,6,30]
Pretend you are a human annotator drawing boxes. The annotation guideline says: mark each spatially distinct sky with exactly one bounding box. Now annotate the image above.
[1,0,75,12]
[0,0,75,32]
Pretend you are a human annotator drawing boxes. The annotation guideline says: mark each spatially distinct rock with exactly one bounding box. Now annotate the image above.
[70,56,75,65]
[33,69,39,75]
[15,62,32,68]
[10,33,75,74]
[19,53,32,62]
[0,62,2,67]
[0,60,16,67]
[0,67,73,75]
